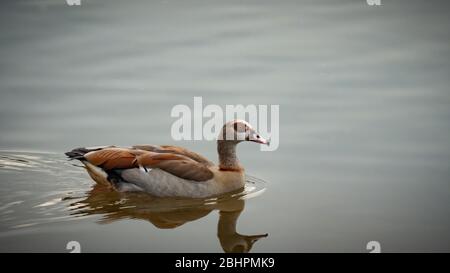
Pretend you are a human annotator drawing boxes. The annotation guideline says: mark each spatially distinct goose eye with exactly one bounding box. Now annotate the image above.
[233,122,246,133]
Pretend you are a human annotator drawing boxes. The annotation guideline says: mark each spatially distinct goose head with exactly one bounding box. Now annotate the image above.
[218,120,270,145]
[217,120,269,171]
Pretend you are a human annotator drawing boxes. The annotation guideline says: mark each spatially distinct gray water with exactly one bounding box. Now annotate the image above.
[1,0,450,252]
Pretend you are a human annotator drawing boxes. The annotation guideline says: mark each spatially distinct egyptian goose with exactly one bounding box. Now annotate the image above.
[66,120,269,198]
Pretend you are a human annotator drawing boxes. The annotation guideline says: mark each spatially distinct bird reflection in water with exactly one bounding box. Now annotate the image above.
[69,185,268,253]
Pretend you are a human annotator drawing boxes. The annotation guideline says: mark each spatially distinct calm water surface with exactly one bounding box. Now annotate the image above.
[0,0,450,252]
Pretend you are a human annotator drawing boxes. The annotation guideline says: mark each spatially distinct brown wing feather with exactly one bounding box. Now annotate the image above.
[132,144,214,166]
[84,147,214,182]
[84,148,142,170]
[135,152,214,182]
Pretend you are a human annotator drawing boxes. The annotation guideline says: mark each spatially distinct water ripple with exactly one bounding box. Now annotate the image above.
[0,151,268,230]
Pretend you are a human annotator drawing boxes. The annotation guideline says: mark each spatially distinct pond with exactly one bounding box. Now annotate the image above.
[0,0,449,252]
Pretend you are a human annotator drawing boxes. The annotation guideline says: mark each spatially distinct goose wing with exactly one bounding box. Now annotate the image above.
[83,147,214,182]
[132,144,214,166]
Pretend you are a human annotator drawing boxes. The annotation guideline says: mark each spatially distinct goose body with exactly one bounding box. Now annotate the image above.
[66,120,269,198]
[82,156,245,198]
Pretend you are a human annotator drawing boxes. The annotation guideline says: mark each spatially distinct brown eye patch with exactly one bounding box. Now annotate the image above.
[233,122,247,133]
